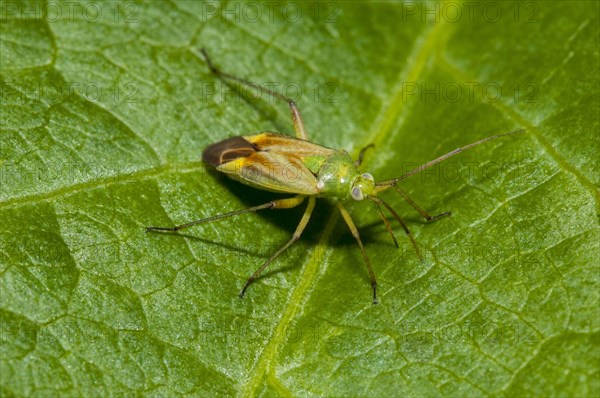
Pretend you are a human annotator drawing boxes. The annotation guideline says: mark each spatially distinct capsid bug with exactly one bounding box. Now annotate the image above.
[146,49,523,304]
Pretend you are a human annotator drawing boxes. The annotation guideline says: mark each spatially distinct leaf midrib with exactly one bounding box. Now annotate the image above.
[238,17,450,397]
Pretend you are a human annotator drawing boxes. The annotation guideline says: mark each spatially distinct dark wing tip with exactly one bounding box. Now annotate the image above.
[202,136,257,167]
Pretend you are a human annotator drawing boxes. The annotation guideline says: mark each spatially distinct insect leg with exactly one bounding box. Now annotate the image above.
[199,48,308,140]
[367,196,422,261]
[239,196,316,298]
[146,195,306,232]
[354,144,375,167]
[337,202,378,304]
[372,202,398,248]
[392,186,451,222]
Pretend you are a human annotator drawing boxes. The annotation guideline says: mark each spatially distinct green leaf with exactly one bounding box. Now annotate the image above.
[1,1,598,396]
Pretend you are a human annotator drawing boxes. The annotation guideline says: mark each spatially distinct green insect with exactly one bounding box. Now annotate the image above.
[147,49,523,304]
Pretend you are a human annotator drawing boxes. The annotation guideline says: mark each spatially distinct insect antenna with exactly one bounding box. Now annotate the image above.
[376,129,524,188]
[367,196,422,261]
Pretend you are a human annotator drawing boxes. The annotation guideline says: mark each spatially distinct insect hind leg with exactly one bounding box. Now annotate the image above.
[146,196,306,232]
[239,196,316,298]
[199,48,308,140]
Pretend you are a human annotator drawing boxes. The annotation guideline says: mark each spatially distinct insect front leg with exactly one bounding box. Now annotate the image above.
[392,186,451,222]
[372,201,399,248]
[337,202,378,304]
[240,195,316,298]
[199,48,308,140]
[354,144,375,167]
[367,195,422,261]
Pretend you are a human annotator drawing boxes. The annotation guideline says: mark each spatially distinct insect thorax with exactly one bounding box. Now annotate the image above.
[316,151,360,199]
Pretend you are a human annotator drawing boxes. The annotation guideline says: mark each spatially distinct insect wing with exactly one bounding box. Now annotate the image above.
[217,150,319,194]
[203,132,337,194]
[244,133,334,156]
[245,132,336,174]
[202,136,256,166]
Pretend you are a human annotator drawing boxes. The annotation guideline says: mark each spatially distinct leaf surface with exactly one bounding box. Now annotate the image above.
[1,1,598,396]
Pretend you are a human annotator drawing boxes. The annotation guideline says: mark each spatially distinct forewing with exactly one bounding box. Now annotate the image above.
[245,132,335,157]
[203,132,336,194]
[245,132,336,174]
[202,136,256,167]
[217,151,319,194]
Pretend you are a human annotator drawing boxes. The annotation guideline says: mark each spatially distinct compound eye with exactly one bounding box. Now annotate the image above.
[351,187,364,201]
[361,173,374,181]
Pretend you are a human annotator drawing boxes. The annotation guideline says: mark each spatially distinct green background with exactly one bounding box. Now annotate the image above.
[1,0,598,396]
